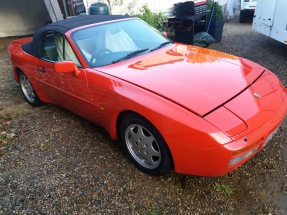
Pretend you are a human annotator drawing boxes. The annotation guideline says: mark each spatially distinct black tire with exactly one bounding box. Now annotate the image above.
[120,113,173,176]
[18,71,42,107]
[239,10,247,23]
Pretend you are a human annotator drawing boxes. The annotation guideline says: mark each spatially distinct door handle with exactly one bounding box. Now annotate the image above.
[38,67,46,73]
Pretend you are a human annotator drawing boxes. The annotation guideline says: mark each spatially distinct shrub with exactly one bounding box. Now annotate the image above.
[207,0,224,21]
[135,4,167,32]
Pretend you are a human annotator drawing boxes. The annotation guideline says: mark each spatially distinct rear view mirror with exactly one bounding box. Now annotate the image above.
[54,61,80,76]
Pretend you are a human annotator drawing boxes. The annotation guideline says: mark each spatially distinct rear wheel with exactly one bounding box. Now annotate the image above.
[239,10,247,23]
[18,71,41,107]
[120,113,173,176]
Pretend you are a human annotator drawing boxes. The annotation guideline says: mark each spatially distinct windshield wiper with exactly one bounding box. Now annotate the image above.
[112,48,149,64]
[150,41,173,52]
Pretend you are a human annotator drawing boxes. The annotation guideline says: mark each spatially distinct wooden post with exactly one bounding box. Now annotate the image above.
[43,0,64,22]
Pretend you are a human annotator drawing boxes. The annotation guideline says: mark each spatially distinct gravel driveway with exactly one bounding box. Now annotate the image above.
[0,13,286,214]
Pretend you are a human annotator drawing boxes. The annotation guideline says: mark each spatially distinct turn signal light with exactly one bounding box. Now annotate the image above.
[229,146,259,166]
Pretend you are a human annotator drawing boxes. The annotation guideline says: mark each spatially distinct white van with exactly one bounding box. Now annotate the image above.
[240,0,257,23]
[252,0,287,45]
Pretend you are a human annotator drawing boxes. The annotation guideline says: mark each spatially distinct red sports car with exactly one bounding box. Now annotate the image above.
[8,15,287,176]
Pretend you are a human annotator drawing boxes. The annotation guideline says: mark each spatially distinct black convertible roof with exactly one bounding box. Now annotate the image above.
[35,15,131,36]
[22,15,131,57]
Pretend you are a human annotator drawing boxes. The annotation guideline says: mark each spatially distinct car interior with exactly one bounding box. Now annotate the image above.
[42,33,80,66]
[76,26,138,66]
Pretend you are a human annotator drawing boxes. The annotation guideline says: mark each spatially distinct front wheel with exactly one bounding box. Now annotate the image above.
[18,71,42,107]
[120,113,173,176]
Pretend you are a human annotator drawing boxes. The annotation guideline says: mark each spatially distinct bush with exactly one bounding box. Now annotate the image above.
[207,0,224,21]
[135,4,167,32]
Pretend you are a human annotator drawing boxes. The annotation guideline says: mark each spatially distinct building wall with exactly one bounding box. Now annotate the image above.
[0,0,50,37]
[84,0,183,16]
[0,0,183,37]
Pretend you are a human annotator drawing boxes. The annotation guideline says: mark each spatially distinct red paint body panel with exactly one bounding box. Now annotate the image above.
[204,107,247,136]
[7,20,287,176]
[170,100,286,176]
[99,45,265,116]
[225,71,286,138]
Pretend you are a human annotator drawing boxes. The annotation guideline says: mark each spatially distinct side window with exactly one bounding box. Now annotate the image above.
[41,33,58,61]
[41,33,81,66]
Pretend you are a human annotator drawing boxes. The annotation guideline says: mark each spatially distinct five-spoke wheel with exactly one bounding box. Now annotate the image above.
[120,113,173,176]
[19,71,41,106]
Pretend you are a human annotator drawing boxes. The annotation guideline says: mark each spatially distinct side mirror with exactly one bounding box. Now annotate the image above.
[54,61,80,76]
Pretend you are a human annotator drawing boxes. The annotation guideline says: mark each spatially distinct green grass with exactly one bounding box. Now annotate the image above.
[214,182,233,196]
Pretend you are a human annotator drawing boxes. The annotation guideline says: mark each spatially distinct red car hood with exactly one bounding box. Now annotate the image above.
[97,44,265,116]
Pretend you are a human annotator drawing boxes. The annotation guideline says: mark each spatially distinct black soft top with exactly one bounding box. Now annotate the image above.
[22,15,131,57]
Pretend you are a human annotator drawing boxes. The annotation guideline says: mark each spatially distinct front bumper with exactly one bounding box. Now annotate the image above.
[171,92,287,176]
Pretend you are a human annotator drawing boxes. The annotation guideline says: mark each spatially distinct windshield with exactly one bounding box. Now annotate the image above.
[72,19,171,67]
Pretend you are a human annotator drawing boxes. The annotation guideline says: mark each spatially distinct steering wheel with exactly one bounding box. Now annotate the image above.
[90,48,112,64]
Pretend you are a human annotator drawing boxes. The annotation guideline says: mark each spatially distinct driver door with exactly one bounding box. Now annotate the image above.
[37,32,90,116]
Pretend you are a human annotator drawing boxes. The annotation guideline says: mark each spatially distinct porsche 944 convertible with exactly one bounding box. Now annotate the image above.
[8,15,287,176]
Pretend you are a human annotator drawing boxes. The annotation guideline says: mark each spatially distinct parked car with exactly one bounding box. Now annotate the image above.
[240,0,257,23]
[8,15,287,176]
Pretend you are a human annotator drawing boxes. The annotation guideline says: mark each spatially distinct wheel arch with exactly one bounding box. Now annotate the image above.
[116,110,133,140]
[115,110,156,141]
[115,109,175,169]
[14,67,23,83]
[101,79,223,174]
